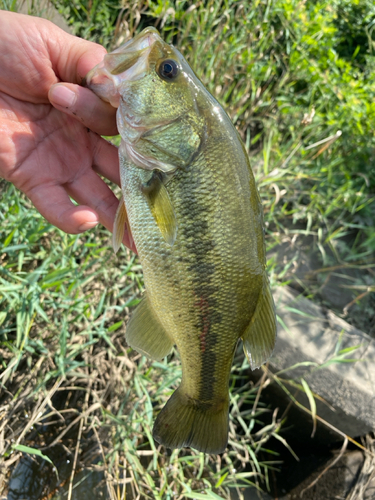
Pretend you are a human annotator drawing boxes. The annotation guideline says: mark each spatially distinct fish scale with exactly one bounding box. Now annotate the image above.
[85,26,277,454]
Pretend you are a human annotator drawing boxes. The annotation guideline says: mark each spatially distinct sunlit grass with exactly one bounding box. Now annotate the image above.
[0,180,284,499]
[50,0,375,328]
[0,0,374,498]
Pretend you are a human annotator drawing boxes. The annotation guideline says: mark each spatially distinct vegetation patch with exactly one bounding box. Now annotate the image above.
[0,0,374,498]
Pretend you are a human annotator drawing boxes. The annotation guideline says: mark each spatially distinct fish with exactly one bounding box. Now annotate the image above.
[84,27,277,454]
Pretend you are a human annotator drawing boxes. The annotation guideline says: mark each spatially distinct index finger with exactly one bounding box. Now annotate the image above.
[49,83,118,136]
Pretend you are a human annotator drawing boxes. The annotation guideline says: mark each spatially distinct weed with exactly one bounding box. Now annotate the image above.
[1,0,375,498]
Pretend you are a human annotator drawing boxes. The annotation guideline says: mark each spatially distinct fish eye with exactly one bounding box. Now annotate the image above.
[158,59,179,81]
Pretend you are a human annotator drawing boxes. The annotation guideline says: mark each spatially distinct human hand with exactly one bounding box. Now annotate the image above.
[0,11,134,250]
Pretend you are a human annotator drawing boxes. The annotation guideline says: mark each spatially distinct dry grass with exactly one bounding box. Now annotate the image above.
[1,0,375,498]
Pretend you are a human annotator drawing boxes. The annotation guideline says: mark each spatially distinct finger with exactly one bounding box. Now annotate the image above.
[89,133,121,186]
[45,31,107,85]
[66,169,135,251]
[26,183,99,234]
[48,83,118,136]
[66,169,119,232]
[26,178,134,251]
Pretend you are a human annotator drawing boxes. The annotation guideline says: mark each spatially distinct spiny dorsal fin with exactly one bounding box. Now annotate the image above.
[242,276,277,369]
[141,173,178,246]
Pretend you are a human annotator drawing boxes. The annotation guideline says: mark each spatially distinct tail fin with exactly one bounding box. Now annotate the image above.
[152,388,229,454]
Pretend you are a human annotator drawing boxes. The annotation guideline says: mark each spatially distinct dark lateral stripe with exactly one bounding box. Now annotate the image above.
[177,162,220,403]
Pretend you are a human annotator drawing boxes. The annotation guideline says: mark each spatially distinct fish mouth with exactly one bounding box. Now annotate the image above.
[105,27,161,78]
[84,27,162,107]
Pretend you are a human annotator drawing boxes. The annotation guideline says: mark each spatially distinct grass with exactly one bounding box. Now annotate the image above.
[0,180,284,498]
[1,0,375,498]
[49,0,375,332]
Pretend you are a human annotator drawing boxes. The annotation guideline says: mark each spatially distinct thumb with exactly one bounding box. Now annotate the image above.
[44,25,107,84]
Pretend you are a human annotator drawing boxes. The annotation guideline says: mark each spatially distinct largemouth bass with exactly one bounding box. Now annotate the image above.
[85,27,277,454]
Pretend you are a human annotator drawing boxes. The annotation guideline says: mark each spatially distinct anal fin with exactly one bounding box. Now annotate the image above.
[242,276,277,369]
[126,294,174,361]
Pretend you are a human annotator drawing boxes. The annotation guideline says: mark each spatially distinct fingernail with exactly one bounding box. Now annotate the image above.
[79,221,98,231]
[49,85,76,108]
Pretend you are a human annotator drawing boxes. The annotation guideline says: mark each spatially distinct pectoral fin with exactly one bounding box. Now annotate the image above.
[142,173,178,246]
[112,196,134,254]
[242,277,277,369]
[126,294,174,361]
